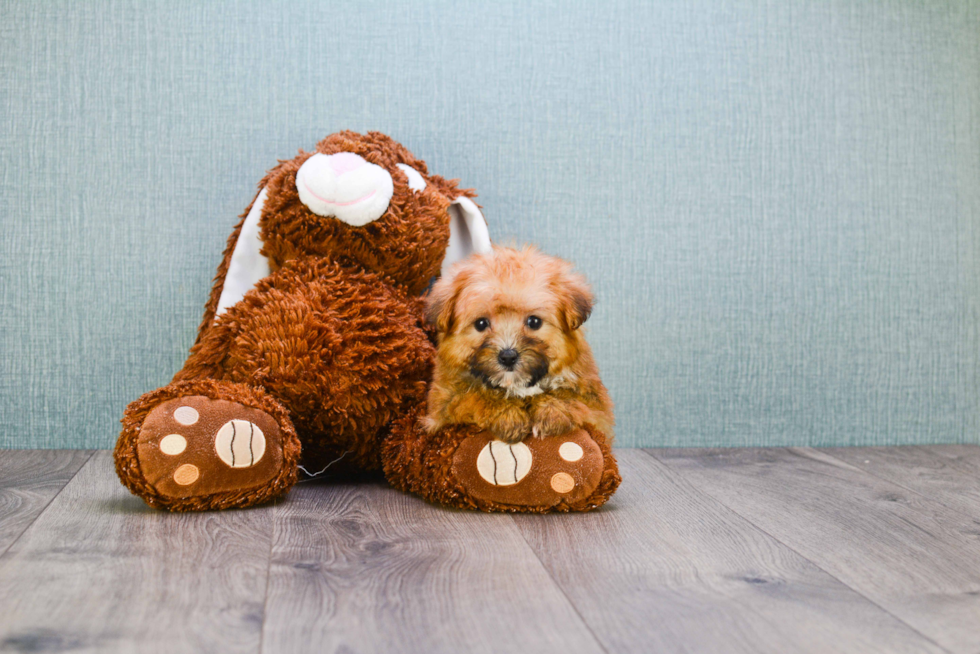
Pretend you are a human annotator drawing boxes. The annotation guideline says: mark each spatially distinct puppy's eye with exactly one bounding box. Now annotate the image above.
[526,315,542,330]
[474,318,490,332]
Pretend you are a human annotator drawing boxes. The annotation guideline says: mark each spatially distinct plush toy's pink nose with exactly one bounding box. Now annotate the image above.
[327,152,367,176]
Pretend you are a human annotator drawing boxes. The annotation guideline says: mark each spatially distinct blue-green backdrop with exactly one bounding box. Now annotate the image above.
[2,0,979,449]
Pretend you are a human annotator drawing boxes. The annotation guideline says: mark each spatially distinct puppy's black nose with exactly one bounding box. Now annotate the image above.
[497,348,519,369]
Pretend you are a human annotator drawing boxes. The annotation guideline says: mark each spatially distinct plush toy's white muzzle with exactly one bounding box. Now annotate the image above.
[296,152,394,226]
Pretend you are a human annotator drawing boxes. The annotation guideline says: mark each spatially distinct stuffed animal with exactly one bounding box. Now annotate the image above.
[114,131,620,512]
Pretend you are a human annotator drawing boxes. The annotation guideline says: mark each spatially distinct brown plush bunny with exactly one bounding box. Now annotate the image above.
[114,131,619,512]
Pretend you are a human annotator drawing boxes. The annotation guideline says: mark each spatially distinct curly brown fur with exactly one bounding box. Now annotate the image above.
[424,245,615,445]
[174,257,435,471]
[115,132,473,510]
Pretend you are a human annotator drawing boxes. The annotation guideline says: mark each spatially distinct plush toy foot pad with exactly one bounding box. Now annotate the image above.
[451,429,604,508]
[136,396,285,498]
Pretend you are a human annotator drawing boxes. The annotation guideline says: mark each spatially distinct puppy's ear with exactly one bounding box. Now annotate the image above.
[557,269,594,331]
[425,274,461,334]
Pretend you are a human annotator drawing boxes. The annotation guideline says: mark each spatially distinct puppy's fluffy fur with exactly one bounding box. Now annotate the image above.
[424,245,614,444]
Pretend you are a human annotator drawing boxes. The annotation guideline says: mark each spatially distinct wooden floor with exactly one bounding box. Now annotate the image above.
[0,447,978,653]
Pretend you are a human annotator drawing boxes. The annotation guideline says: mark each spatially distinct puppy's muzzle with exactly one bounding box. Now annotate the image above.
[497,348,519,369]
[469,337,550,392]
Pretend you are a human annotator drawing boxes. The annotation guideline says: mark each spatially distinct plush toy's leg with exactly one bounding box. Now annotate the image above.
[114,379,301,511]
[382,403,621,513]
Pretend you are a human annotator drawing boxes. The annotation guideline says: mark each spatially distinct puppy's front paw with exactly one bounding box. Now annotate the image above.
[421,414,442,434]
[489,405,531,444]
[532,399,576,439]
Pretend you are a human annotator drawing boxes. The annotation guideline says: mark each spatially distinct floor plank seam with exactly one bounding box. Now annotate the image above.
[639,448,958,654]
[507,514,610,654]
[814,447,980,523]
[256,498,282,654]
[0,450,97,562]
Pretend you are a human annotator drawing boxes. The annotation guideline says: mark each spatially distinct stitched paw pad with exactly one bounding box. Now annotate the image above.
[136,396,285,499]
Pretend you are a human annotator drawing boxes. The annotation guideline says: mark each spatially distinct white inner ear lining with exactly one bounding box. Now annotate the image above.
[396,163,427,192]
[442,196,492,277]
[215,188,271,318]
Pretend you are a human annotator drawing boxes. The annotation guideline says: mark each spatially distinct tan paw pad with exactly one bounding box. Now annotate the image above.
[173,464,200,486]
[173,406,199,425]
[159,434,187,455]
[550,472,575,494]
[558,441,583,462]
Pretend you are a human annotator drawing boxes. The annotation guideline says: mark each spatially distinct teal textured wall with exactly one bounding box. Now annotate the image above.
[1,0,979,448]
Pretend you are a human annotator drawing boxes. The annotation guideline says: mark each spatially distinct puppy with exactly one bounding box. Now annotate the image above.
[424,245,614,444]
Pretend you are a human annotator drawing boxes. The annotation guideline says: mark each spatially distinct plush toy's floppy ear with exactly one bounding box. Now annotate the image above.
[215,188,271,317]
[442,197,492,277]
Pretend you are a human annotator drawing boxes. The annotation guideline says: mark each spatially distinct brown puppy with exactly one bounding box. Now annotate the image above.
[425,245,614,444]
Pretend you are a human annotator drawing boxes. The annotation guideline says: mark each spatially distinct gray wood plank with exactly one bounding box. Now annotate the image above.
[0,451,272,654]
[261,477,603,654]
[824,445,980,520]
[652,447,980,654]
[513,450,946,654]
[925,444,980,467]
[0,450,92,556]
